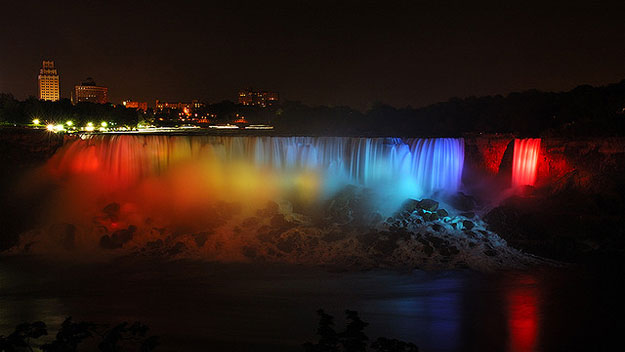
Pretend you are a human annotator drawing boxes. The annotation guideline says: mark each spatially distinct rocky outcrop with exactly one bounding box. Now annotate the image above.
[463,135,625,193]
[7,185,549,271]
[100,225,137,249]
[484,191,625,262]
[0,127,67,169]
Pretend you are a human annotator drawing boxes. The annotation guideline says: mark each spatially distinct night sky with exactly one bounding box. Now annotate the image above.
[1,0,623,110]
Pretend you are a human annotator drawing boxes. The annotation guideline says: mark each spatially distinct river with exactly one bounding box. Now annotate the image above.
[0,256,622,351]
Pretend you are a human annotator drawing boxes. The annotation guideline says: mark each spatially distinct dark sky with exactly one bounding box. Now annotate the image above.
[1,0,623,110]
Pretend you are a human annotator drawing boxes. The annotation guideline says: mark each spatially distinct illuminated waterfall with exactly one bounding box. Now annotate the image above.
[512,138,541,187]
[47,135,465,207]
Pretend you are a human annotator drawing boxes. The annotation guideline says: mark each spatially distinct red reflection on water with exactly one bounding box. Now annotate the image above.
[512,139,541,187]
[506,276,539,352]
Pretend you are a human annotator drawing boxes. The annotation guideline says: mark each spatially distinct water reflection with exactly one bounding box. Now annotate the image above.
[422,286,461,350]
[506,275,539,352]
[0,258,620,352]
[366,275,462,351]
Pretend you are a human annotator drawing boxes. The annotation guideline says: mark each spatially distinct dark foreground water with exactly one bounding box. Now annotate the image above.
[0,256,623,352]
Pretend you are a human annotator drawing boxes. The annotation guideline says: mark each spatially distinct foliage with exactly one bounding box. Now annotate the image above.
[0,321,47,351]
[274,80,625,137]
[1,80,623,135]
[370,338,419,352]
[0,317,158,352]
[41,317,94,351]
[303,310,340,352]
[304,310,419,352]
[0,95,140,127]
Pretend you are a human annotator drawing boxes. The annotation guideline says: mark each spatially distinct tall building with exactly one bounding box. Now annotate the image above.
[72,78,108,104]
[38,60,60,101]
[238,89,279,107]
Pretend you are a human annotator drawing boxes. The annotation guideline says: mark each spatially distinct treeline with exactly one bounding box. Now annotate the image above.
[0,96,140,127]
[273,80,625,137]
[1,80,624,136]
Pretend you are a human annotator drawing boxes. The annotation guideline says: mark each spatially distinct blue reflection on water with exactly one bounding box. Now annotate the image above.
[362,273,463,352]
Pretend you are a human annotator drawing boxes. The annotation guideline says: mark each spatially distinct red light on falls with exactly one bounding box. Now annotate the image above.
[512,139,541,187]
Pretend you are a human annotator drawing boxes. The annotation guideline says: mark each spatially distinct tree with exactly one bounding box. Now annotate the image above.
[303,309,418,352]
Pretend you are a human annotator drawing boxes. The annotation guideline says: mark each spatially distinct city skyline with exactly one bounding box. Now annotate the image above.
[1,0,624,110]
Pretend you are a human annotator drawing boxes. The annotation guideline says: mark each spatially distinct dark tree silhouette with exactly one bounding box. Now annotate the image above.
[371,338,419,352]
[0,321,47,351]
[41,317,94,351]
[304,309,419,352]
[303,309,340,352]
[0,318,158,352]
[339,310,369,352]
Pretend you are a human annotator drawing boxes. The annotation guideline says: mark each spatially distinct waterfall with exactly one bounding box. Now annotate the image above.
[47,135,465,205]
[512,138,541,187]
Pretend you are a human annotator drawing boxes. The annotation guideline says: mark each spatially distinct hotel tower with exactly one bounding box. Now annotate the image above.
[38,60,60,101]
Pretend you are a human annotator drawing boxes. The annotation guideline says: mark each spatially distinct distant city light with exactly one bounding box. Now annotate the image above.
[66,120,73,126]
[32,118,40,125]
[46,124,55,131]
[101,122,108,127]
[85,122,95,132]
[209,124,239,129]
[246,125,274,130]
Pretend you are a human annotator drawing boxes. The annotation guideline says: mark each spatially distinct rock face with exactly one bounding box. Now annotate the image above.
[8,185,547,271]
[463,135,625,193]
[445,192,477,212]
[100,225,137,249]
[418,199,439,212]
[485,191,625,262]
[324,185,379,225]
[102,203,121,221]
[464,135,625,263]
[0,128,66,168]
[276,189,546,269]
[0,128,69,251]
[436,209,449,217]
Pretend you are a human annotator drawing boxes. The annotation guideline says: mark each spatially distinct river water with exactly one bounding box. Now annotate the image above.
[0,256,622,351]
